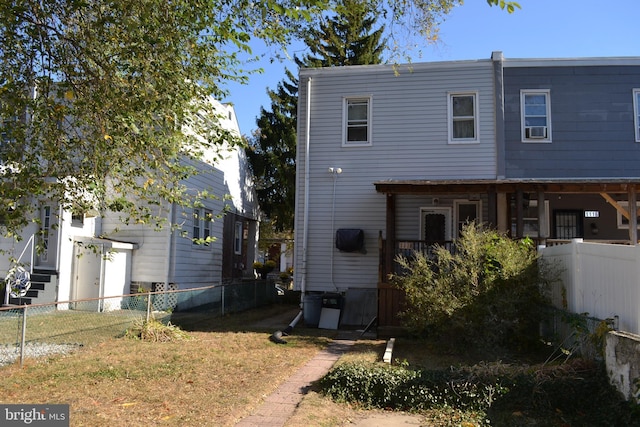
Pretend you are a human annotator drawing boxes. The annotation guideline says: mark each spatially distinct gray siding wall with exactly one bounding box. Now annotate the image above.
[504,65,640,178]
[295,60,497,293]
[102,160,228,288]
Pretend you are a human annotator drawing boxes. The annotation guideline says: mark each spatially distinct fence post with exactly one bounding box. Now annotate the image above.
[146,291,152,322]
[221,285,225,316]
[20,305,27,368]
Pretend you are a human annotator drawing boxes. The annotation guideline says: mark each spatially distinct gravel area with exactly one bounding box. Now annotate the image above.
[0,342,82,367]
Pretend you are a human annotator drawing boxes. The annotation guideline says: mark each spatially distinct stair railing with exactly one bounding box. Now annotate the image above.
[16,233,35,275]
[3,234,35,306]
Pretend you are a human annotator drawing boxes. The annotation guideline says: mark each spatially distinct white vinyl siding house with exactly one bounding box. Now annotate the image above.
[102,100,259,290]
[0,98,260,305]
[295,58,497,324]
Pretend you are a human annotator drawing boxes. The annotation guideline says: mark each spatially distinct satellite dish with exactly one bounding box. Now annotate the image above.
[5,266,31,298]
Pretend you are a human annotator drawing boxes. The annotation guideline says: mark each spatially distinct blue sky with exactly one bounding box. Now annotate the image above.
[222,0,639,136]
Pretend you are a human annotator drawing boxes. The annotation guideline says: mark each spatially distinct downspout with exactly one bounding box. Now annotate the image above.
[329,168,341,291]
[271,76,311,343]
[300,76,312,304]
[98,243,106,312]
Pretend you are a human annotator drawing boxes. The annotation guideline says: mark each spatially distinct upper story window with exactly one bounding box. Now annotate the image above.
[343,96,371,147]
[448,92,478,144]
[521,89,551,142]
[1,116,18,154]
[634,89,640,142]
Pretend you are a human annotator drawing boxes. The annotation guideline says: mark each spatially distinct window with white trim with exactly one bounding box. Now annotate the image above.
[234,221,243,254]
[616,201,640,229]
[343,96,371,146]
[634,89,640,142]
[521,89,551,142]
[448,92,478,143]
[192,208,213,245]
[192,209,200,241]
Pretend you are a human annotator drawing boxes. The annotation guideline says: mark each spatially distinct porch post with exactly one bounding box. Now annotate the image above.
[515,189,524,238]
[537,191,547,246]
[496,193,508,233]
[629,187,638,244]
[487,186,497,229]
[384,193,396,280]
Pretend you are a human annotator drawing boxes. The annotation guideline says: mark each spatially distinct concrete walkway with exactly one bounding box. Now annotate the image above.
[234,332,358,427]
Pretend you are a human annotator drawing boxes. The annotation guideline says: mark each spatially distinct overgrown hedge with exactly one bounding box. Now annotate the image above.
[319,360,640,425]
[391,223,560,354]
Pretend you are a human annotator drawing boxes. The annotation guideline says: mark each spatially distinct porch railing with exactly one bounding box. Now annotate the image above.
[378,239,455,281]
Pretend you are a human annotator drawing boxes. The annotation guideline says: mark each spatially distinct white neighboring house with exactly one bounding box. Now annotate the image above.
[1,99,259,310]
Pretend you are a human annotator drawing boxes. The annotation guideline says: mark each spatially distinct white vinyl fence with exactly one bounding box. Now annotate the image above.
[541,240,640,335]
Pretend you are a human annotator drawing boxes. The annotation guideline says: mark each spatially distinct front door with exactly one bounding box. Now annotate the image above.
[36,205,58,269]
[421,207,452,243]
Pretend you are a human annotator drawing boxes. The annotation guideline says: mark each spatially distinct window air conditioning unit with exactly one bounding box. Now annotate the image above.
[526,126,547,139]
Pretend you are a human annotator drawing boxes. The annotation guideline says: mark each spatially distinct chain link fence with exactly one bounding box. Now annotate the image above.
[0,281,283,367]
[541,306,618,362]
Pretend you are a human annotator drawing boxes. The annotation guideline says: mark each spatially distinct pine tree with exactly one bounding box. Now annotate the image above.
[303,0,386,67]
[248,0,387,233]
[246,69,298,233]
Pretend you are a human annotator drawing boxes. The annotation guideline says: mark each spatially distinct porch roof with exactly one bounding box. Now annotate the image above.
[373,178,640,195]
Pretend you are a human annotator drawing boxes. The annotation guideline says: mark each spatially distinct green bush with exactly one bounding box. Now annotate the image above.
[319,361,507,412]
[319,360,639,425]
[391,223,558,353]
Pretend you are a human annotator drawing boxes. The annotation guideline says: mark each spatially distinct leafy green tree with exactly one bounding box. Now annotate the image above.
[246,69,298,233]
[248,0,389,233]
[0,0,519,242]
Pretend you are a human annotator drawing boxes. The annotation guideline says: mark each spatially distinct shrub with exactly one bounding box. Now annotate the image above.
[319,361,507,412]
[319,359,639,425]
[391,223,558,353]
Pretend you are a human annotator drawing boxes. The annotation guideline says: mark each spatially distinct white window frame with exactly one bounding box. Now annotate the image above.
[616,201,640,229]
[192,207,213,246]
[633,89,640,142]
[342,96,372,147]
[234,221,243,255]
[521,89,552,143]
[192,209,201,243]
[71,211,84,228]
[448,92,479,144]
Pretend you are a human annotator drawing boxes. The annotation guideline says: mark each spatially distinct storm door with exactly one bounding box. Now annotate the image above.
[553,210,583,239]
[420,208,452,244]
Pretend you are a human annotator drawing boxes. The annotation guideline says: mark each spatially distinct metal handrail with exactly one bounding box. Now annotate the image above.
[3,234,35,305]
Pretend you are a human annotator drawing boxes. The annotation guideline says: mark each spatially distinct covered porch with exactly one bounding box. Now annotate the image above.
[374,178,640,327]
